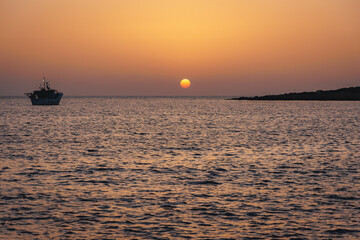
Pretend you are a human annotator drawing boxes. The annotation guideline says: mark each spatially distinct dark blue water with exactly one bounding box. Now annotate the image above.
[1,97,359,239]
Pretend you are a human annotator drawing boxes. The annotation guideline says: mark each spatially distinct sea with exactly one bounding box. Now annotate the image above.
[0,97,359,239]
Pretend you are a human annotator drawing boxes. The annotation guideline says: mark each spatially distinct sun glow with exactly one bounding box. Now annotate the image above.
[0,1,359,96]
[180,79,191,88]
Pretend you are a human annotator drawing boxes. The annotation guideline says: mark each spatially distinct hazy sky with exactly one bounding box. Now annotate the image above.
[1,0,360,96]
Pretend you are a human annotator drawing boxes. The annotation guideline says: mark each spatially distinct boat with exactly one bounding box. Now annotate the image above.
[25,77,63,105]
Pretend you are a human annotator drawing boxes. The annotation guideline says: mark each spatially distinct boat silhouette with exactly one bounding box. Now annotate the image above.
[25,77,63,105]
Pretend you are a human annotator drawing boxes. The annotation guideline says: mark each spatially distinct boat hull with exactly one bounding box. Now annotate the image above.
[30,93,63,105]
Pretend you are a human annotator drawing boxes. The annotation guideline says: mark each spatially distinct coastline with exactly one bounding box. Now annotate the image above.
[230,86,360,101]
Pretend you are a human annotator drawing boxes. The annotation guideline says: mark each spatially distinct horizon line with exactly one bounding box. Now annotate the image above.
[0,95,236,98]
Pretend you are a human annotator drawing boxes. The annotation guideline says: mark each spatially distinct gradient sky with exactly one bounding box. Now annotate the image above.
[1,0,360,96]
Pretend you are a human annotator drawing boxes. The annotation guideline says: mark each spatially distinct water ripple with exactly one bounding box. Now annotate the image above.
[0,97,359,239]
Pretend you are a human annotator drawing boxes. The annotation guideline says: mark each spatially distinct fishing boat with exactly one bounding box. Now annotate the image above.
[25,77,63,105]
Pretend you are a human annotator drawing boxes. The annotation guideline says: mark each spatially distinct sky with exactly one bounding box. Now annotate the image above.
[1,0,360,96]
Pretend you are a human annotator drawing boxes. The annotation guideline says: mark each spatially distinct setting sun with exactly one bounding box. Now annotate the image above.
[180,79,191,89]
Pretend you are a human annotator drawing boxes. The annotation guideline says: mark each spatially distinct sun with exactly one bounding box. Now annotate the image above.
[180,79,191,88]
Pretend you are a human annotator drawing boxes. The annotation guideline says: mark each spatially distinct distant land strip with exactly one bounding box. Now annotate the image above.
[230,86,360,101]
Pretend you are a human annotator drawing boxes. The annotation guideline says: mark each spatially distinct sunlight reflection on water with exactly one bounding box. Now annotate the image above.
[0,97,359,239]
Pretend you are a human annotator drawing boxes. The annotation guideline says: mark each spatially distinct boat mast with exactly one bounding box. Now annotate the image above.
[42,77,50,90]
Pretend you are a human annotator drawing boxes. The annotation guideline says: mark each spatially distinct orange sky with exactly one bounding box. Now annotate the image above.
[1,0,360,96]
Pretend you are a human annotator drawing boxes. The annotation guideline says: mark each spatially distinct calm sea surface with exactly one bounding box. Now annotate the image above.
[0,97,359,239]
